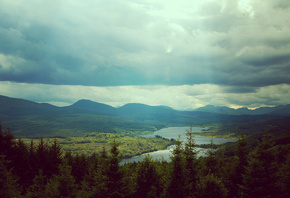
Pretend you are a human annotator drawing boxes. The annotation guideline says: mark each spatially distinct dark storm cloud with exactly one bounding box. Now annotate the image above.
[224,86,258,94]
[0,0,154,86]
[241,54,290,67]
[0,0,290,89]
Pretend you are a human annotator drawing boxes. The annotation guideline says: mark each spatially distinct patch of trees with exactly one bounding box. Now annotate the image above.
[1,123,290,198]
[155,134,175,142]
[19,133,174,158]
[60,133,174,158]
[206,117,290,138]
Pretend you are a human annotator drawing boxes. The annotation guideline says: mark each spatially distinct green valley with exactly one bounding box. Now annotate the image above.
[20,133,174,159]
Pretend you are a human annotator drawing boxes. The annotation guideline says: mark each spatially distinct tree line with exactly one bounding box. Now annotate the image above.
[0,123,289,198]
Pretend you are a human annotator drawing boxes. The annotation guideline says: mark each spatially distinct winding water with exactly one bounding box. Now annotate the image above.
[121,126,237,165]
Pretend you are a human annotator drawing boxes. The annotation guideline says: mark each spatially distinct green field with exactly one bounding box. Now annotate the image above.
[20,133,175,159]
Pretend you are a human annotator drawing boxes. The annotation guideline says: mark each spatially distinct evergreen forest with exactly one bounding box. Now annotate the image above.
[1,123,289,198]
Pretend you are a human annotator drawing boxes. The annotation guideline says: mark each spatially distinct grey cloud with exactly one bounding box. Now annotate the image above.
[241,54,290,67]
[224,86,258,94]
[0,0,290,89]
[224,83,290,108]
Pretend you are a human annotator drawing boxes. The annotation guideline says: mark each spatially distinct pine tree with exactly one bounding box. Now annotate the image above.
[96,145,110,197]
[63,151,74,166]
[72,153,88,184]
[77,153,99,197]
[122,163,138,198]
[12,138,30,190]
[0,155,21,198]
[184,126,198,196]
[47,138,62,177]
[135,154,162,198]
[237,133,249,177]
[276,152,290,198]
[242,133,279,198]
[201,138,225,177]
[235,132,249,196]
[0,124,16,161]
[83,152,99,188]
[196,173,228,198]
[35,137,50,176]
[106,137,124,198]
[45,160,76,198]
[28,139,38,183]
[224,133,250,197]
[166,137,185,198]
[25,170,47,198]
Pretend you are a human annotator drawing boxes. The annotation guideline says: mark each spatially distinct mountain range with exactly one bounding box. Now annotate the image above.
[0,95,289,137]
[194,104,290,116]
[65,98,290,116]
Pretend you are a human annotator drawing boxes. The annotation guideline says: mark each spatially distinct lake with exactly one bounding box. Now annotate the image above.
[120,126,237,165]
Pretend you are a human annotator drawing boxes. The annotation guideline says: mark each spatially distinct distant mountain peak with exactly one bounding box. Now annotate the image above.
[237,107,249,110]
[157,105,173,110]
[72,99,112,107]
[69,99,116,115]
[195,104,290,116]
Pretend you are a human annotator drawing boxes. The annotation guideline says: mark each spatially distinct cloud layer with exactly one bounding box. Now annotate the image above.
[0,0,290,109]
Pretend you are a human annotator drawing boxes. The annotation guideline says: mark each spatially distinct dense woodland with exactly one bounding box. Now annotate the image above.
[1,123,289,198]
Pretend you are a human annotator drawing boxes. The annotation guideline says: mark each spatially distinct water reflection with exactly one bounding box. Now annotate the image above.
[121,126,236,165]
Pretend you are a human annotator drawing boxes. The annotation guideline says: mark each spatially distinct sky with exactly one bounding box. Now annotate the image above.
[0,0,290,110]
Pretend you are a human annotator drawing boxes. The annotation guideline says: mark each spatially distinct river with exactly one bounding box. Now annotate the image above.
[120,126,237,165]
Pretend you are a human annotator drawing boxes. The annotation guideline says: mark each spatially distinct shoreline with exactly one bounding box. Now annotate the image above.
[121,127,237,164]
[191,132,238,139]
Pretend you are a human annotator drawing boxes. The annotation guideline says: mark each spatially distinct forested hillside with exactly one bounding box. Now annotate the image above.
[1,95,289,138]
[1,124,289,198]
[197,117,290,156]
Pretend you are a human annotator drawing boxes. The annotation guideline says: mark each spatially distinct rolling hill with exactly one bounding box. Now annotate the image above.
[194,104,290,116]
[0,95,289,137]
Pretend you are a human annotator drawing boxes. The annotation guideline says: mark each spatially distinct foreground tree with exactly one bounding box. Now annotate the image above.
[0,155,21,198]
[135,154,162,198]
[242,133,279,198]
[12,138,31,190]
[196,173,228,198]
[25,170,47,198]
[0,124,15,162]
[47,139,63,177]
[276,152,290,198]
[166,137,185,198]
[236,133,249,181]
[225,133,250,197]
[183,126,198,196]
[234,133,249,196]
[72,153,88,184]
[35,137,50,176]
[45,160,76,198]
[106,138,124,198]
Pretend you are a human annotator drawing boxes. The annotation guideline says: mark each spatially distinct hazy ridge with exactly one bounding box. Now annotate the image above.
[1,94,290,137]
